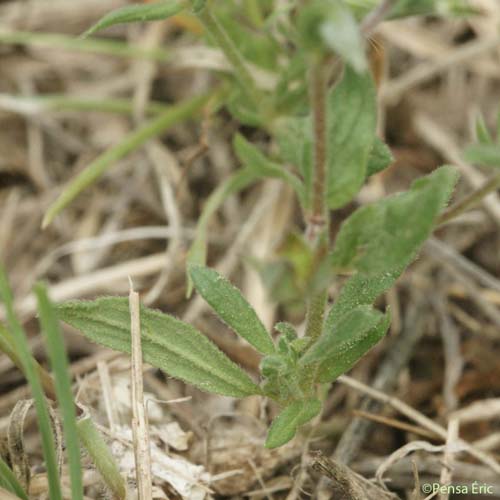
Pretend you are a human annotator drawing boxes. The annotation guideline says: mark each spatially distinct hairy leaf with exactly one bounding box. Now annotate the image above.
[301,305,390,383]
[265,398,321,449]
[326,67,377,209]
[57,298,260,397]
[83,0,187,37]
[331,166,458,274]
[188,265,275,355]
[328,268,403,321]
[367,138,393,177]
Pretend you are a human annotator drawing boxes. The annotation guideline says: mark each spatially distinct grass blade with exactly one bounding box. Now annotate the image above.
[0,486,26,500]
[0,268,63,500]
[0,30,170,61]
[83,0,187,37]
[76,417,127,500]
[35,284,83,500]
[42,93,210,228]
[0,456,28,500]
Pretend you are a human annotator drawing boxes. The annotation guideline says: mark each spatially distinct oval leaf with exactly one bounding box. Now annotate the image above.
[57,297,260,398]
[189,265,275,355]
[331,166,459,274]
[83,0,187,37]
[265,398,321,449]
[326,67,377,209]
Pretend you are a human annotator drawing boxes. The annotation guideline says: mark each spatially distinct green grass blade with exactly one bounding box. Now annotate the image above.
[83,0,187,37]
[42,93,210,228]
[0,94,169,116]
[77,417,127,500]
[0,30,170,61]
[0,486,26,500]
[0,456,28,500]
[0,268,63,500]
[35,284,83,500]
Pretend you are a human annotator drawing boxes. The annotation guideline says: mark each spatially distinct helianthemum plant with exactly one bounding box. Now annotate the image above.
[39,0,475,448]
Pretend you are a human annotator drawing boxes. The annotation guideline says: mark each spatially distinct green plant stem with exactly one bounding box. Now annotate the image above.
[438,171,500,225]
[194,3,261,106]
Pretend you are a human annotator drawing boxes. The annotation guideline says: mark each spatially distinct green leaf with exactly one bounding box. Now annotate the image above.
[233,134,305,203]
[331,166,458,274]
[0,268,63,500]
[83,0,187,37]
[56,297,260,398]
[188,265,275,355]
[301,305,390,383]
[35,284,83,500]
[275,117,313,207]
[42,94,209,228]
[318,2,367,72]
[0,456,28,500]
[297,1,367,72]
[464,144,500,168]
[326,67,377,209]
[76,417,127,500]
[329,267,403,321]
[265,398,321,448]
[367,138,393,177]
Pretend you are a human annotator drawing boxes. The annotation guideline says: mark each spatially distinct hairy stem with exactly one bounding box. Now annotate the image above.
[305,57,330,341]
[307,58,329,242]
[438,171,500,225]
